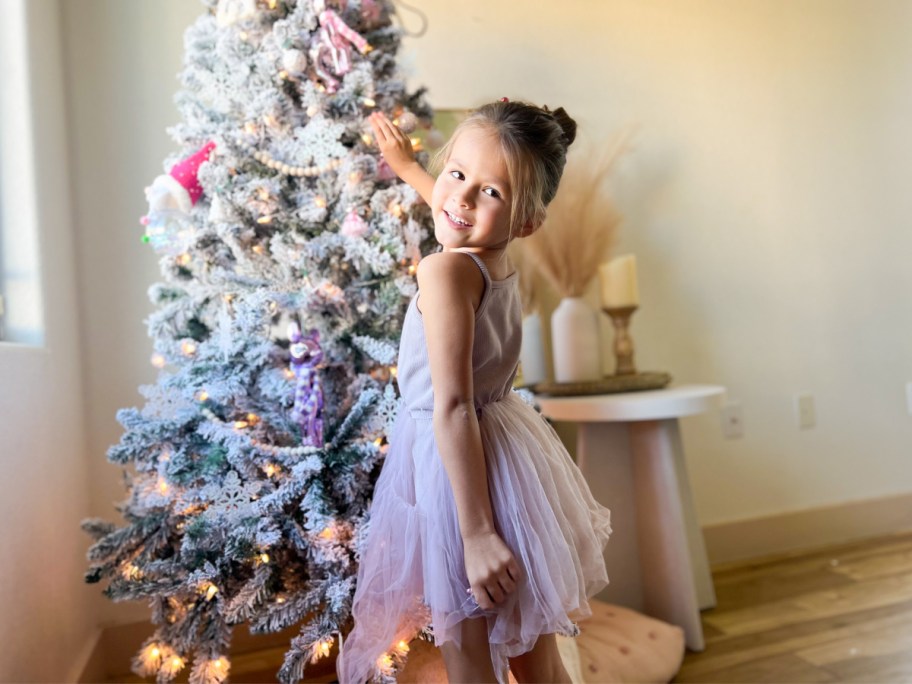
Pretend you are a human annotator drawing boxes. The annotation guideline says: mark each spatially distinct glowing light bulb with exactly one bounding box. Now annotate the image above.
[361,133,373,145]
[349,171,362,184]
[398,640,409,652]
[284,368,295,380]
[151,353,166,369]
[389,365,398,378]
[196,390,209,402]
[314,196,327,208]
[157,479,169,495]
[234,420,249,429]
[278,69,288,80]
[252,244,265,254]
[259,553,270,564]
[276,596,286,604]
[177,253,192,266]
[306,105,319,117]
[264,464,277,476]
[150,647,160,658]
[256,215,272,225]
[181,340,197,356]
[205,583,219,600]
[244,122,257,135]
[239,31,248,41]
[319,526,334,540]
[223,293,234,303]
[407,263,417,276]
[388,202,403,218]
[362,97,376,107]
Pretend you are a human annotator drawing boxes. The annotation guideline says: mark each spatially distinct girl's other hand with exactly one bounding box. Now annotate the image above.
[462,530,522,611]
[368,111,419,177]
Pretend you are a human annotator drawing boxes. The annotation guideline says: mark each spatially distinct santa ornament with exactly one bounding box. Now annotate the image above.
[141,141,216,254]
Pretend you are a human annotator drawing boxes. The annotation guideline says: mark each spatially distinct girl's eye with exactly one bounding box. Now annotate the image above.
[484,187,501,199]
[449,170,464,180]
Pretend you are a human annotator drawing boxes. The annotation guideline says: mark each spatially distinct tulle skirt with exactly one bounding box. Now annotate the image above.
[336,391,612,683]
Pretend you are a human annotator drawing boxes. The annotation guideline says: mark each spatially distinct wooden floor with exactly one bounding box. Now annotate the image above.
[108,530,912,683]
[675,529,912,683]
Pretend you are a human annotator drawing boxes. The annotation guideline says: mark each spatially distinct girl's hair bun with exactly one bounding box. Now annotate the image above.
[549,107,577,147]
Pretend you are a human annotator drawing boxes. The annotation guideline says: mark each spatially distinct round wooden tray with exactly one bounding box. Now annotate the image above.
[530,371,672,396]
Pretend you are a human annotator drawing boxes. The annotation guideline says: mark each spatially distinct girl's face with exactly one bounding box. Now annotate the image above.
[431,126,513,254]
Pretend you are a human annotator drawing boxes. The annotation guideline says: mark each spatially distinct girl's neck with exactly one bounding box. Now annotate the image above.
[444,247,514,280]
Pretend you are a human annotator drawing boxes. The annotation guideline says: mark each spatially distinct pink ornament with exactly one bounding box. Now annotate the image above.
[340,209,369,237]
[395,112,417,134]
[376,158,397,181]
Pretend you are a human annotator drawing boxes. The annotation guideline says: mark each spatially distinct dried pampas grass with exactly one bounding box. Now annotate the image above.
[520,128,635,298]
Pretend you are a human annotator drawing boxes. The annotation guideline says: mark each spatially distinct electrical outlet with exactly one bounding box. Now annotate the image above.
[720,401,744,439]
[795,393,815,429]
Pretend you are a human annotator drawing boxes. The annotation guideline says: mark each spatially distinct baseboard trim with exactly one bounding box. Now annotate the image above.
[703,490,912,567]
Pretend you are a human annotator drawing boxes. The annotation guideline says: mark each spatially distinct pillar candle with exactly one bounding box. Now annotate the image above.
[599,254,640,308]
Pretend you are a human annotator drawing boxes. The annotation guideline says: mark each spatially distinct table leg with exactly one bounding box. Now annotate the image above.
[576,422,644,613]
[665,420,717,612]
[629,419,706,651]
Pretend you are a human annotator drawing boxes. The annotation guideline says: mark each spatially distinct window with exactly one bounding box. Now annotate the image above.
[0,0,45,346]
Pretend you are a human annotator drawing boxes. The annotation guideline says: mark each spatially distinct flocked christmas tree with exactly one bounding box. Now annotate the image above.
[82,1,437,681]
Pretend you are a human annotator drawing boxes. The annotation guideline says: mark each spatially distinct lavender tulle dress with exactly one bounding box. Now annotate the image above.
[337,251,613,683]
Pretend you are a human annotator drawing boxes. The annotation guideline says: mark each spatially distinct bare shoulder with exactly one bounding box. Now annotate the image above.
[416,252,484,312]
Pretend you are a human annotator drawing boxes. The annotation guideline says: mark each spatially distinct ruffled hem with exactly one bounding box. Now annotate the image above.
[337,391,612,683]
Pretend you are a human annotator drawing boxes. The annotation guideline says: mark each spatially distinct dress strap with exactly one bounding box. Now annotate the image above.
[457,251,494,318]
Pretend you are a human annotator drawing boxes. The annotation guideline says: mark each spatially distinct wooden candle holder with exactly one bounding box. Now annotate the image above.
[603,305,638,376]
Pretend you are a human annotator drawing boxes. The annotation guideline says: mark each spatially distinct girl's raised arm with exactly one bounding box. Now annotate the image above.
[368,111,435,204]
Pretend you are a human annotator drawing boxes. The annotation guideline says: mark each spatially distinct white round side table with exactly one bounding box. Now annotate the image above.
[534,384,725,652]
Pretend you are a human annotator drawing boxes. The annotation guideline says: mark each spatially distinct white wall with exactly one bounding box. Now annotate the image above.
[53,0,912,652]
[401,0,912,525]
[59,0,201,637]
[0,1,97,681]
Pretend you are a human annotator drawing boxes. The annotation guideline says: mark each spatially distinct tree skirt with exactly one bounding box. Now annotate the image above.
[397,599,686,683]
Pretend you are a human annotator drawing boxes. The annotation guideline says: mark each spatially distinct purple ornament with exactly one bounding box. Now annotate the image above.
[288,323,324,447]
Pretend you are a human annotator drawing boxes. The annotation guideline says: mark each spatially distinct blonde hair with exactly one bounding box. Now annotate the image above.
[432,100,577,239]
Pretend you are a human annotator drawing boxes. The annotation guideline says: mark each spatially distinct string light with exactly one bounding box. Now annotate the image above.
[177,253,192,266]
[181,340,197,356]
[196,390,209,402]
[151,353,166,369]
[361,133,373,145]
[278,69,288,80]
[244,122,258,136]
[252,244,265,254]
[204,583,219,600]
[157,478,169,495]
[234,420,249,429]
[314,196,327,208]
[362,97,376,107]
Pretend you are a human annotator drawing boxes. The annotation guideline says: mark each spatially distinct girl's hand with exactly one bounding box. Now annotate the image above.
[368,111,419,177]
[462,530,523,611]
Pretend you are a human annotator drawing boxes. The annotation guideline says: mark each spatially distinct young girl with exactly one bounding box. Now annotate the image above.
[337,100,613,684]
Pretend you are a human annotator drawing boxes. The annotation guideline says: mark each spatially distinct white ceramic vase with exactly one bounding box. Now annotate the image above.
[519,312,547,386]
[551,297,601,383]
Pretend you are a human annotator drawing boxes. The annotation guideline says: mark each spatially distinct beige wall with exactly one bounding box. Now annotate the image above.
[11,0,906,674]
[402,0,912,525]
